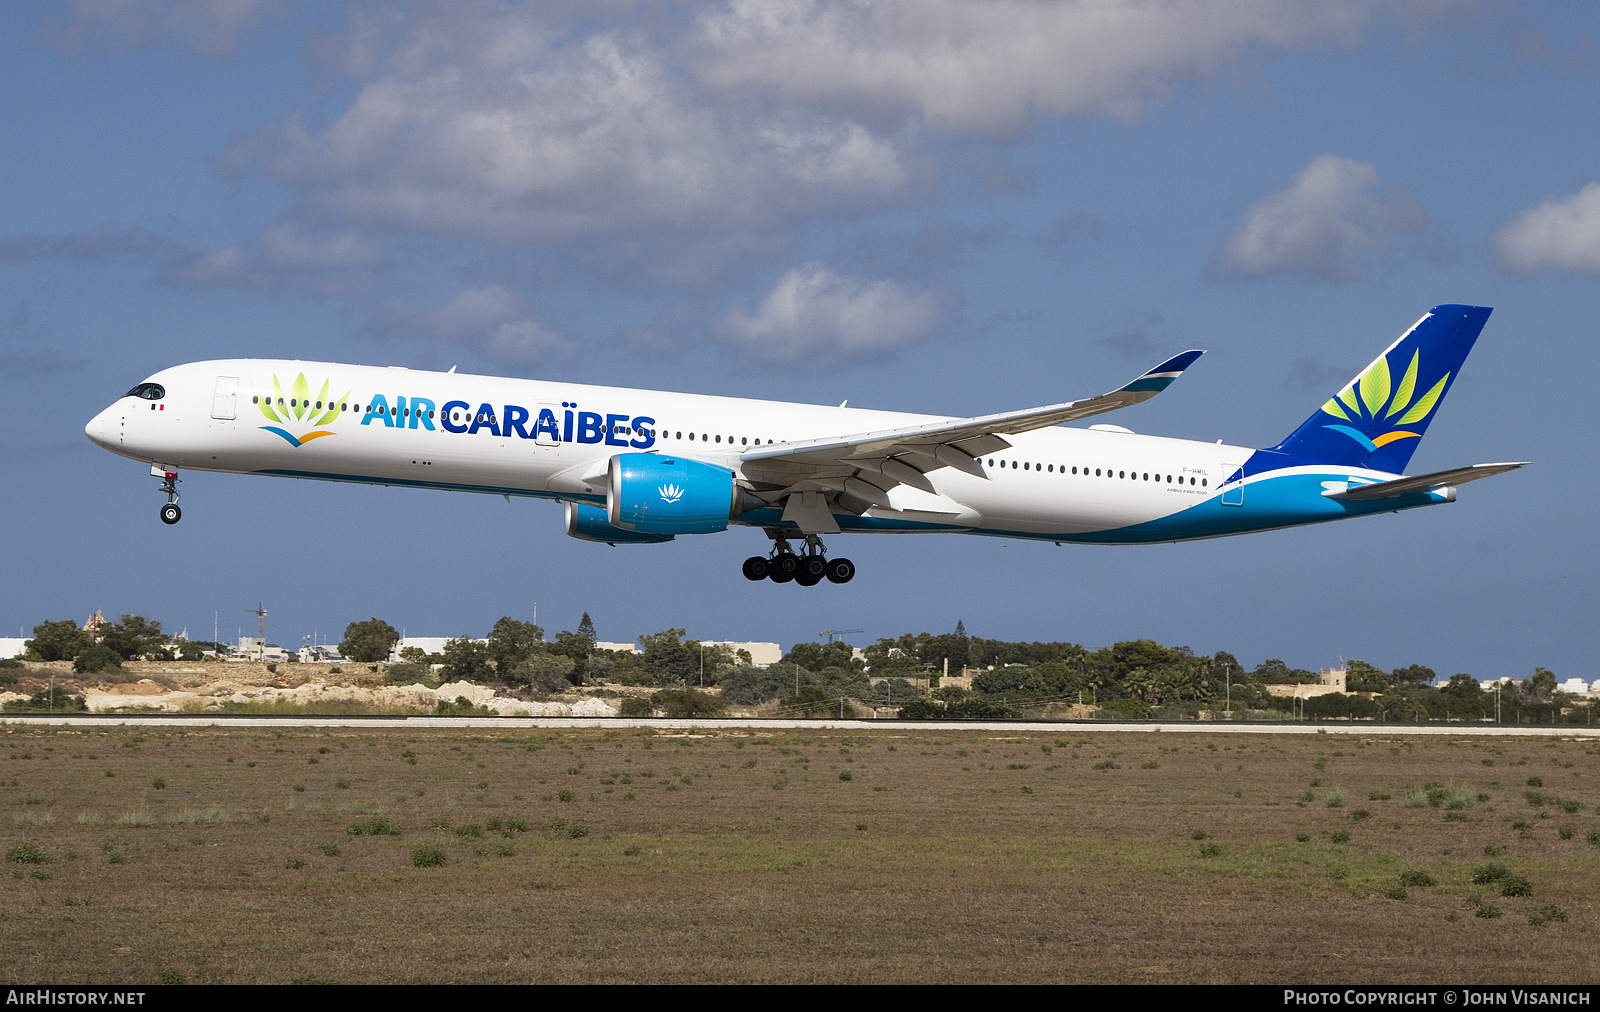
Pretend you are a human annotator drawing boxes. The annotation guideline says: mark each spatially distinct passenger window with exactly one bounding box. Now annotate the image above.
[1202,479,1207,486]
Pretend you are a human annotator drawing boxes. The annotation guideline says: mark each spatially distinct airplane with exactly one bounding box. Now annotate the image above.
[85,304,1525,587]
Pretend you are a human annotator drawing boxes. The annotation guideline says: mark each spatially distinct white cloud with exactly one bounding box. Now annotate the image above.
[1211,154,1426,281]
[245,28,908,245]
[171,223,383,291]
[719,265,944,367]
[696,0,1386,136]
[1493,183,1600,274]
[376,286,580,366]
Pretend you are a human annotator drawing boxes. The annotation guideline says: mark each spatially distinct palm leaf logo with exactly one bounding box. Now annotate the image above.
[253,372,350,447]
[1320,348,1445,452]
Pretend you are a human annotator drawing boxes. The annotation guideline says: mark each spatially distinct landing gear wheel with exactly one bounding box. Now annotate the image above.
[794,568,824,587]
[159,503,181,525]
[825,557,855,584]
[742,556,769,581]
[769,552,799,583]
[798,556,827,581]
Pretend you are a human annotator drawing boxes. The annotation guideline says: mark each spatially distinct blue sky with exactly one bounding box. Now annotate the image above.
[2,1,1596,679]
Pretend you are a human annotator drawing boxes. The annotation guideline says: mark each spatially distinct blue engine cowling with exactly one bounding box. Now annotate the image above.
[565,501,675,545]
[607,452,763,535]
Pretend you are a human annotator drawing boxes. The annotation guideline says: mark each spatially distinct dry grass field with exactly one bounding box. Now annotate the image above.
[3,723,1598,984]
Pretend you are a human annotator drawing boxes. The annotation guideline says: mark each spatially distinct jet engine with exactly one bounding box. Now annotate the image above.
[565,501,676,544]
[606,452,765,535]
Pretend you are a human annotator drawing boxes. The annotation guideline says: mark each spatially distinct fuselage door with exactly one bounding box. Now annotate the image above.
[534,403,562,447]
[211,376,238,420]
[1220,458,1245,507]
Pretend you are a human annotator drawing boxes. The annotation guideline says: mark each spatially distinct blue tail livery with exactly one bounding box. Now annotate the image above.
[1268,305,1491,473]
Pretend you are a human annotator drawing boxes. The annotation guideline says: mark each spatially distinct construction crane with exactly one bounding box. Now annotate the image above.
[243,603,267,661]
[818,629,864,644]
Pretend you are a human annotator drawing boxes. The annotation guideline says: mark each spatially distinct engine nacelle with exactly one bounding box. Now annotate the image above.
[607,452,763,535]
[564,501,675,545]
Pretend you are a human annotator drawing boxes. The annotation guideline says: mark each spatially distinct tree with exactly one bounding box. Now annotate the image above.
[648,688,726,719]
[25,620,90,662]
[577,612,597,645]
[1441,673,1483,700]
[101,616,169,661]
[440,637,493,683]
[341,618,399,663]
[1523,667,1558,705]
[1390,664,1437,689]
[519,653,576,696]
[550,630,595,684]
[73,645,122,674]
[637,629,699,685]
[487,617,544,680]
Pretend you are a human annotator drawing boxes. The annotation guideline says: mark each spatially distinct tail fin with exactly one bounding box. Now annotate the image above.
[1269,305,1491,473]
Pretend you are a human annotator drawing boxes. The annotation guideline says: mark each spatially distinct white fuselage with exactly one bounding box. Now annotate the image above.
[86,358,1425,544]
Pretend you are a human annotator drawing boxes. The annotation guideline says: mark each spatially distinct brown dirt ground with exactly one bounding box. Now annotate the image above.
[2,724,1597,984]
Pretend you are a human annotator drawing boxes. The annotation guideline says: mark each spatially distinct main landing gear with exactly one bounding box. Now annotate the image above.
[154,465,182,525]
[742,532,854,586]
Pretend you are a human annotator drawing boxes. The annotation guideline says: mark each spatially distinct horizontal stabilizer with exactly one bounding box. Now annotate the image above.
[1328,462,1529,500]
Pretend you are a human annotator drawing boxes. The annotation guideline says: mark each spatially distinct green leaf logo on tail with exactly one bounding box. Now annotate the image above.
[254,373,349,447]
[1319,348,1444,454]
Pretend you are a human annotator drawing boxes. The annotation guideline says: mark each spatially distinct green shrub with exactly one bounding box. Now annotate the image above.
[1471,863,1509,885]
[1559,825,1574,840]
[411,846,447,868]
[1191,830,1208,840]
[1401,786,1426,808]
[1383,885,1408,901]
[318,844,340,857]
[1500,875,1533,898]
[1527,776,1543,788]
[1529,904,1568,927]
[72,645,122,674]
[1198,843,1222,857]
[7,843,47,864]
[1426,786,1449,808]
[1475,904,1503,919]
[158,968,187,986]
[838,772,852,781]
[1295,834,1310,843]
[152,778,166,790]
[455,823,482,838]
[346,816,401,836]
[285,857,305,869]
[648,688,726,719]
[1399,870,1435,887]
[1324,788,1345,808]
[1330,830,1350,844]
[618,696,653,717]
[1350,809,1370,821]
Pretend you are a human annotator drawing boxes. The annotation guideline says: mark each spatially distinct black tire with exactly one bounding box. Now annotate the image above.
[769,552,799,583]
[798,556,827,580]
[742,556,769,581]
[825,557,855,584]
[794,569,823,587]
[160,503,181,525]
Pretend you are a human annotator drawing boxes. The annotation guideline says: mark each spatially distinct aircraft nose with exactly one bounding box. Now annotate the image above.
[85,403,117,449]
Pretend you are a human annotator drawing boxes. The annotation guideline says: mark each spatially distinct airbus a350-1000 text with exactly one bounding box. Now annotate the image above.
[86,304,1525,586]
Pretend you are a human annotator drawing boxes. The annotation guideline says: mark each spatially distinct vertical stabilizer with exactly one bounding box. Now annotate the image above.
[1269,305,1491,473]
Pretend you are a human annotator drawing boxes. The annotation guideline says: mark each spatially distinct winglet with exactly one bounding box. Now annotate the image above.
[1116,350,1205,395]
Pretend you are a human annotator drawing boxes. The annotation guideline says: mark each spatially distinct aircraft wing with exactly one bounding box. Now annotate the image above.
[739,350,1204,515]
[1328,461,1530,500]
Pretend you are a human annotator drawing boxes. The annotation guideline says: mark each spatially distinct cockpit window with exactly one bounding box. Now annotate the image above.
[126,383,165,400]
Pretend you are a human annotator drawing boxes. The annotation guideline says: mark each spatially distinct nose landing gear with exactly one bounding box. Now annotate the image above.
[742,531,854,586]
[152,464,181,525]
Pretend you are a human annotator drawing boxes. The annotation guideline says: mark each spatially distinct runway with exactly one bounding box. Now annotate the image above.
[3,713,1596,737]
